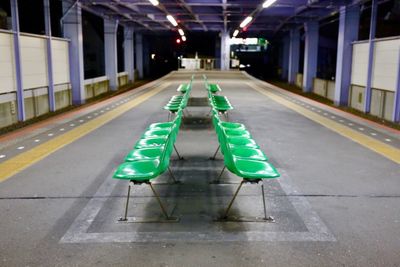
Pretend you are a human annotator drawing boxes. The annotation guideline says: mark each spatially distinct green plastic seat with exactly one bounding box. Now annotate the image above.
[208,84,221,93]
[135,137,167,148]
[113,159,161,181]
[230,146,268,161]
[232,158,279,179]
[124,147,165,161]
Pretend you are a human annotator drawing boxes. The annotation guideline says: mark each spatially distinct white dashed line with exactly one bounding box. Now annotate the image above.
[48,133,54,137]
[385,139,392,142]
[79,120,84,123]
[358,128,364,131]
[0,155,6,159]
[348,123,353,126]
[101,110,104,113]
[34,139,40,142]
[323,113,328,116]
[60,128,65,131]
[94,113,98,116]
[370,133,377,136]
[17,146,25,150]
[87,116,92,119]
[339,120,344,123]
[331,116,336,119]
[311,108,315,110]
[317,110,321,113]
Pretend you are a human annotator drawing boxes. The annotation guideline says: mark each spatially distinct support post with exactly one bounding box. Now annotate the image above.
[281,35,290,80]
[302,21,319,92]
[220,31,230,70]
[124,27,134,83]
[104,18,118,91]
[10,0,25,121]
[135,33,144,79]
[288,28,300,84]
[62,0,85,105]
[334,5,360,106]
[44,0,55,112]
[364,0,378,113]
[393,50,400,122]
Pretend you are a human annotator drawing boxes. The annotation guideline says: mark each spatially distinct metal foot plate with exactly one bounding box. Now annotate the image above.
[214,216,275,223]
[118,216,180,223]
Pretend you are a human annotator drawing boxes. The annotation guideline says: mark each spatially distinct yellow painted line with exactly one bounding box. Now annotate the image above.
[0,83,170,183]
[247,82,400,164]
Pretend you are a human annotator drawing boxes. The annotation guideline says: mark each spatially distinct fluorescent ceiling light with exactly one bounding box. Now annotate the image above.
[233,29,239,37]
[182,36,187,41]
[166,15,178,26]
[178,29,185,36]
[262,0,277,9]
[148,0,159,6]
[240,16,252,28]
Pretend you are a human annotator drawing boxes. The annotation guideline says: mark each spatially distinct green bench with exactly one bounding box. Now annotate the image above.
[203,74,221,93]
[113,110,183,222]
[164,79,193,119]
[210,108,280,221]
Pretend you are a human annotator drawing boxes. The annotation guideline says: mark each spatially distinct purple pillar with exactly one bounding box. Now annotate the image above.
[62,1,85,105]
[393,51,400,123]
[334,5,360,106]
[288,28,300,84]
[44,0,55,112]
[364,0,378,113]
[302,21,319,92]
[10,0,25,121]
[281,34,289,80]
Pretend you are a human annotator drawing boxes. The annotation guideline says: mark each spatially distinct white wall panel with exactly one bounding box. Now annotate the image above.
[51,39,70,84]
[0,32,16,93]
[351,42,369,86]
[20,35,48,89]
[371,39,400,92]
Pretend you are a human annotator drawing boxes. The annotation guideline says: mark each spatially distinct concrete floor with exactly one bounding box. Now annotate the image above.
[0,71,399,266]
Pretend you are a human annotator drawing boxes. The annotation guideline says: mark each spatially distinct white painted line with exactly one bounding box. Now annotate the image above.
[48,133,54,136]
[101,111,104,113]
[17,146,24,150]
[34,139,40,142]
[348,123,353,126]
[70,124,75,127]
[339,120,344,123]
[317,110,321,113]
[59,128,65,131]
[79,120,84,123]
[87,116,92,119]
[385,139,392,142]
[94,113,98,116]
[370,133,377,136]
[323,113,328,116]
[0,155,6,159]
[331,116,336,119]
[311,108,315,111]
[358,128,364,131]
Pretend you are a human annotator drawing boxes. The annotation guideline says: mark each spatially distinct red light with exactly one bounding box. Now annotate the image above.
[176,39,181,44]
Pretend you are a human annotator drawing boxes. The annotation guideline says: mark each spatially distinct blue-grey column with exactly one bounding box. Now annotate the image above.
[281,34,290,80]
[288,28,300,84]
[393,51,400,122]
[44,0,55,112]
[62,1,85,105]
[104,18,118,91]
[364,0,378,113]
[10,0,25,121]
[302,21,319,92]
[124,27,134,83]
[334,5,360,106]
[220,31,230,70]
[135,33,144,79]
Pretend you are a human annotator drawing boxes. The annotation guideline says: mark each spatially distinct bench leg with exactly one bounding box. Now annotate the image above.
[261,183,274,222]
[210,166,225,184]
[222,181,244,219]
[148,183,170,220]
[173,144,184,160]
[168,167,181,184]
[209,145,220,160]
[119,182,132,221]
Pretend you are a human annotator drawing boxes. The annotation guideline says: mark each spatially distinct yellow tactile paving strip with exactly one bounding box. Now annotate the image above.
[0,83,169,183]
[248,82,400,165]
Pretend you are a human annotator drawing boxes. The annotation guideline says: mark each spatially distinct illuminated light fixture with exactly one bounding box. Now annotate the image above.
[262,0,277,9]
[178,29,185,36]
[167,15,178,26]
[182,36,187,41]
[148,0,159,6]
[240,16,252,28]
[233,29,239,37]
[176,38,181,44]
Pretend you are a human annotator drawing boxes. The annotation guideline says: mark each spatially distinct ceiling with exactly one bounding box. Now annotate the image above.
[78,0,367,38]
